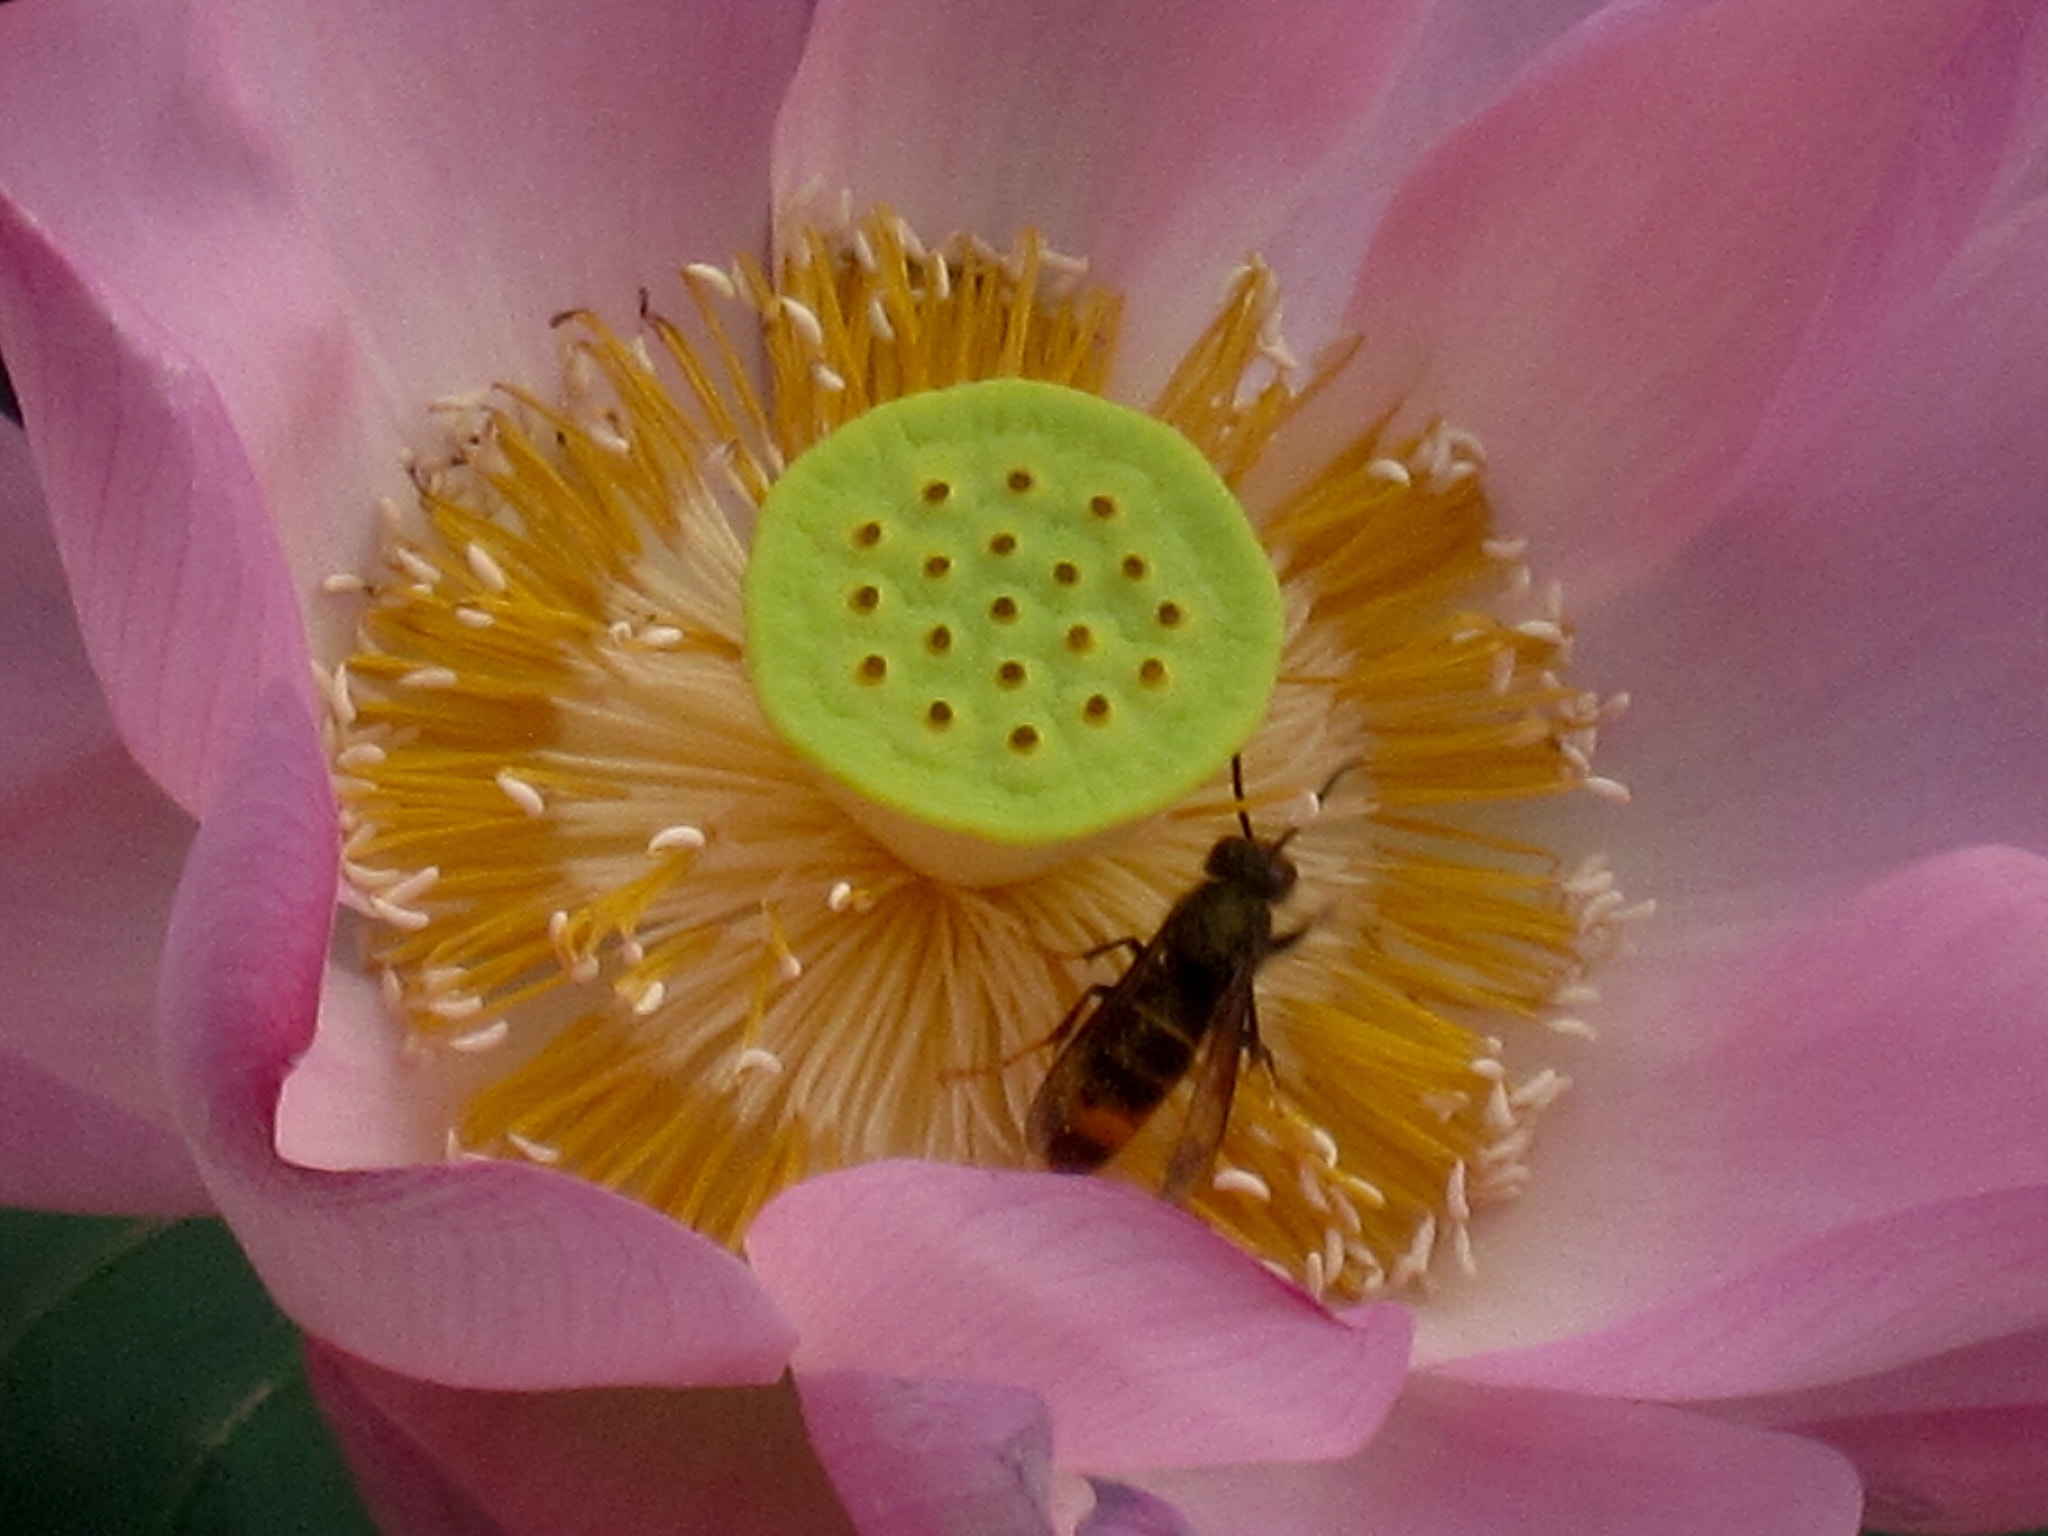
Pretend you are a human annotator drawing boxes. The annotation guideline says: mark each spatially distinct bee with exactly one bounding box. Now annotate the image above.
[1026,756,1345,1203]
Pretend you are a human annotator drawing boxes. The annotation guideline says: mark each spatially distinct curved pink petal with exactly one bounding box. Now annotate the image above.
[1258,0,1990,600]
[1140,1377,1861,1536]
[0,1047,209,1214]
[1796,1402,2048,1535]
[0,203,313,811]
[1715,1328,2048,1534]
[1586,198,2048,907]
[156,680,795,1389]
[1731,1,2041,475]
[0,739,194,1120]
[1449,1184,2048,1402]
[799,1371,1055,1536]
[1423,849,2048,1392]
[774,0,1433,397]
[307,1343,858,1536]
[0,0,811,665]
[0,420,112,793]
[747,1161,1411,1472]
[1733,1326,2048,1423]
[0,421,198,1122]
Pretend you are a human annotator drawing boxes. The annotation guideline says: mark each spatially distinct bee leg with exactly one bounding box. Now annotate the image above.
[1080,935,1147,964]
[940,982,1119,1082]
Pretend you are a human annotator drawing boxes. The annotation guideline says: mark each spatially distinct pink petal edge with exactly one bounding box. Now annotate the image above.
[748,1161,1411,1472]
[799,1371,1056,1536]
[156,680,796,1390]
[1139,1376,1862,1536]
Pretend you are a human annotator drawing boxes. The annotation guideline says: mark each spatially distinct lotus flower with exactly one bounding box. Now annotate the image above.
[3,0,2046,1531]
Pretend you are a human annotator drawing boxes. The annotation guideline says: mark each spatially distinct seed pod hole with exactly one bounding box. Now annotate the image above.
[1082,694,1112,724]
[990,595,1020,622]
[1088,493,1117,519]
[921,480,952,505]
[856,654,888,683]
[926,700,954,728]
[989,532,1018,556]
[1052,560,1080,586]
[852,520,884,548]
[1156,600,1184,628]
[1008,724,1041,752]
[997,660,1027,688]
[1007,468,1035,492]
[924,553,952,578]
[849,584,881,613]
[926,625,953,654]
[1138,657,1168,687]
[1065,624,1094,653]
[1121,555,1148,580]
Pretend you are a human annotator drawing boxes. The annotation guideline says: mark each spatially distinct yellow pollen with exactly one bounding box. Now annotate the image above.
[323,207,1633,1301]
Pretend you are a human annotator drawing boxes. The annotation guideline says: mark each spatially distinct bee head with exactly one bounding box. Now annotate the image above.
[1206,833,1298,901]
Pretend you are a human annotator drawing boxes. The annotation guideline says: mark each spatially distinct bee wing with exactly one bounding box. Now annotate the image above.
[1160,963,1258,1206]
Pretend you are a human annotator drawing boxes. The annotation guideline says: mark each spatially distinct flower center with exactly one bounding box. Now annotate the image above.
[746,378,1283,882]
[317,208,1639,1302]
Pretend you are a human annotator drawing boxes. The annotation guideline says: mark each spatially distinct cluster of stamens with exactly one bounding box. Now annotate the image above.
[315,205,1640,1302]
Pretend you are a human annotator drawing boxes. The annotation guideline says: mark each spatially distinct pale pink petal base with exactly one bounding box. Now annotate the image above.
[309,1344,857,1536]
[1422,848,2048,1388]
[774,0,1432,398]
[156,682,796,1390]
[799,1371,1055,1536]
[1139,1377,1862,1536]
[0,1047,209,1214]
[748,1162,1411,1471]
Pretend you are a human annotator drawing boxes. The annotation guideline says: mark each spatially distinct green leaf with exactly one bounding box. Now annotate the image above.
[0,1208,377,1536]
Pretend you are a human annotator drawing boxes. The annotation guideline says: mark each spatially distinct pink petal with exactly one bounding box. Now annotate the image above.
[307,1343,858,1536]
[1731,1,2041,474]
[774,0,1433,397]
[1732,1326,2048,1422]
[1717,1328,2048,1534]
[1795,1403,2048,1535]
[1140,1376,1861,1536]
[1260,0,1990,599]
[747,1162,1411,1471]
[1423,849,2048,1395]
[302,1343,503,1536]
[157,681,796,1389]
[0,421,113,792]
[799,1371,1056,1536]
[0,422,198,1121]
[0,0,810,662]
[0,1047,209,1214]
[0,202,313,811]
[1585,198,2048,906]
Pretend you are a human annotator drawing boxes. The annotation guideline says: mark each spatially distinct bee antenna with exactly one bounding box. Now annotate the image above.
[1231,753,1255,840]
